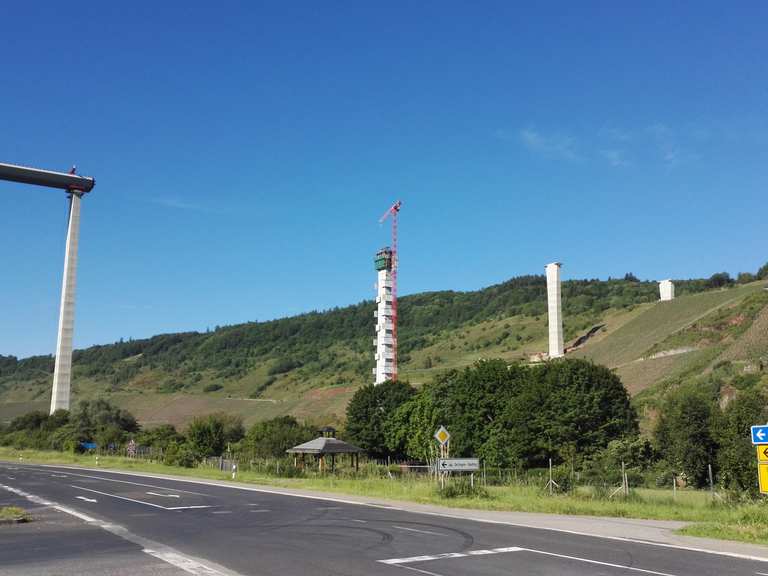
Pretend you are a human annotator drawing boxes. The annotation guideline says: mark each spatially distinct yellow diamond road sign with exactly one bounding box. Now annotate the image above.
[434,426,450,446]
[757,445,768,463]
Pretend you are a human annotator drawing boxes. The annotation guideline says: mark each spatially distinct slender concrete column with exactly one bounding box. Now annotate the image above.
[50,193,82,413]
[545,262,564,359]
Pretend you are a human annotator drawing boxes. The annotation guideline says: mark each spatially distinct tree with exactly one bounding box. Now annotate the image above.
[654,388,718,488]
[707,272,733,289]
[345,380,415,458]
[136,424,183,450]
[185,415,226,459]
[244,416,315,458]
[71,399,139,440]
[758,262,768,280]
[387,358,638,468]
[715,389,767,496]
[737,272,756,284]
[498,359,638,467]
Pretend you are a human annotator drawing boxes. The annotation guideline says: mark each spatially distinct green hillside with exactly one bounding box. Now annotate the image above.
[1,272,766,429]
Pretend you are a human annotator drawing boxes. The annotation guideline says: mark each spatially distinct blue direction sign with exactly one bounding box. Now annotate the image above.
[751,425,768,445]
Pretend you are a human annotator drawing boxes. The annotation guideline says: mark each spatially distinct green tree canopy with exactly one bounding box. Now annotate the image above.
[386,358,638,468]
[345,380,416,458]
[244,416,316,458]
[654,388,718,488]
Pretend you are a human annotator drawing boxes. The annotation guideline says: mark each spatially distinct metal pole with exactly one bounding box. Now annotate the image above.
[708,463,714,499]
[549,458,553,496]
[50,193,82,413]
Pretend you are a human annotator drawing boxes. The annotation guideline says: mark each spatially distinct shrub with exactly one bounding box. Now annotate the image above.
[203,383,223,393]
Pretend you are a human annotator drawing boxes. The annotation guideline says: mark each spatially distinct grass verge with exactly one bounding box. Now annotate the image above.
[0,506,29,523]
[2,447,767,545]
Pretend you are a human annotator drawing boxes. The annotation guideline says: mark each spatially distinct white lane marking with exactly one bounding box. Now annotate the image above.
[5,476,15,479]
[76,496,98,503]
[521,547,678,576]
[211,510,232,514]
[400,565,446,576]
[755,573,768,575]
[379,546,677,576]
[143,549,225,576]
[146,491,180,498]
[249,509,270,513]
[380,551,482,565]
[71,485,212,511]
[31,465,768,564]
[0,483,238,576]
[51,474,68,478]
[392,525,447,536]
[46,468,208,496]
[53,505,97,522]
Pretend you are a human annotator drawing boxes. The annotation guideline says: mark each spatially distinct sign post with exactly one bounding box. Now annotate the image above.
[750,425,768,495]
[434,426,451,489]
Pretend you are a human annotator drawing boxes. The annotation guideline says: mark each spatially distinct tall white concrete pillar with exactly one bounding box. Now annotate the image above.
[545,262,564,359]
[373,248,396,384]
[50,193,82,413]
[659,279,675,301]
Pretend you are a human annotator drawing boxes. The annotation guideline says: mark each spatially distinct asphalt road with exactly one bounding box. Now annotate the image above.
[1,462,767,576]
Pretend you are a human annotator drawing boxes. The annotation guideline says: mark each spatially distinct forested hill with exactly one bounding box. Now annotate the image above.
[0,270,764,427]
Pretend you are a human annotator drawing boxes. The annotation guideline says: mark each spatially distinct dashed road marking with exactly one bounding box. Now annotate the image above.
[0,482,237,576]
[71,485,212,511]
[146,491,180,498]
[76,496,98,503]
[27,465,768,565]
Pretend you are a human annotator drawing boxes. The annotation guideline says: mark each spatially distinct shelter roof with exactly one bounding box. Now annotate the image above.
[286,437,363,455]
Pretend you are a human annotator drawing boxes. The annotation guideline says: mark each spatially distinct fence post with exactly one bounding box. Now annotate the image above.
[549,458,553,496]
[708,463,715,500]
[672,473,676,499]
[622,461,628,497]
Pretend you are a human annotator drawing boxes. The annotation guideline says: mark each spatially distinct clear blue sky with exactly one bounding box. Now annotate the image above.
[2,2,766,358]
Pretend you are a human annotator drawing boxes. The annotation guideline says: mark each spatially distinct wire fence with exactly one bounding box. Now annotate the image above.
[79,443,721,499]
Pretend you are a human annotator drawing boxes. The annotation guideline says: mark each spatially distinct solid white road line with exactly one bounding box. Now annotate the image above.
[392,525,447,536]
[379,546,678,576]
[146,491,181,498]
[76,496,98,503]
[30,464,768,564]
[71,485,212,511]
[400,565,447,576]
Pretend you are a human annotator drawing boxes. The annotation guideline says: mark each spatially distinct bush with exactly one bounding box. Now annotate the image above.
[203,383,223,393]
[243,416,315,458]
[163,441,196,467]
[437,477,490,499]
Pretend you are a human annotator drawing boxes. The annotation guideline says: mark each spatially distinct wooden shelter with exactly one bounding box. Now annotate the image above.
[287,437,362,472]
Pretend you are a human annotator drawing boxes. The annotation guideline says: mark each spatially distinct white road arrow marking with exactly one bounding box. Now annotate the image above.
[146,491,180,498]
[76,496,98,503]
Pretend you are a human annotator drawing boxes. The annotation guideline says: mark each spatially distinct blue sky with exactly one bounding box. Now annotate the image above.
[2,2,766,358]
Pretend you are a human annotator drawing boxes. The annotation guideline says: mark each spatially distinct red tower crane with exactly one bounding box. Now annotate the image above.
[379,200,402,381]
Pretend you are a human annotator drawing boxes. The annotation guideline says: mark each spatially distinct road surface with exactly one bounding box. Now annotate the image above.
[1,461,767,576]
